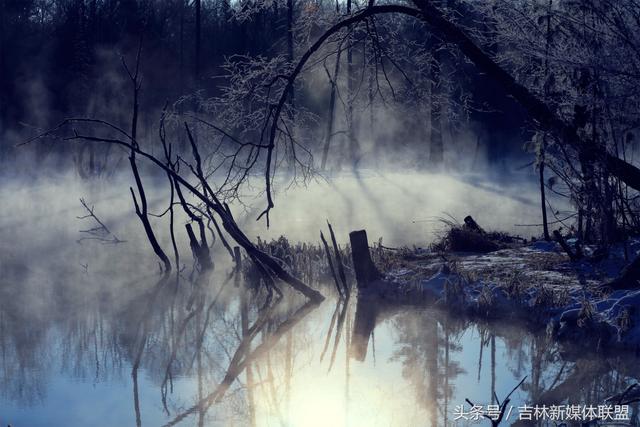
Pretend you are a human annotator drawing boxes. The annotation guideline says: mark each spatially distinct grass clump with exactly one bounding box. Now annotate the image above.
[431,215,523,253]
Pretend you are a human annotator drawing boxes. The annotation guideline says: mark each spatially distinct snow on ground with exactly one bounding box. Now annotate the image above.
[383,240,640,352]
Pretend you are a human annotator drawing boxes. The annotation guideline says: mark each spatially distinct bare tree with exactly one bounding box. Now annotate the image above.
[27,0,640,289]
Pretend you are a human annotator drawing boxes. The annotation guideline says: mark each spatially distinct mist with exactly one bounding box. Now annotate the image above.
[3,0,640,426]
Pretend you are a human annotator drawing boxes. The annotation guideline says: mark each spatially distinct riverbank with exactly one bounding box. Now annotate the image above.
[354,230,640,354]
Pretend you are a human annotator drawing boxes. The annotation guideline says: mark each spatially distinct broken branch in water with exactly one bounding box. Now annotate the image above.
[327,221,350,296]
[29,116,324,302]
[321,230,344,298]
[77,198,125,245]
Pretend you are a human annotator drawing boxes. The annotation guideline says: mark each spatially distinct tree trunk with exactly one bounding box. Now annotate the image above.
[195,0,201,81]
[179,0,185,93]
[429,52,443,166]
[428,5,443,166]
[349,230,380,289]
[346,0,359,166]
[321,49,342,170]
[127,46,172,273]
[287,0,295,114]
[539,139,550,240]
[539,0,552,241]
[0,0,5,134]
[409,0,640,193]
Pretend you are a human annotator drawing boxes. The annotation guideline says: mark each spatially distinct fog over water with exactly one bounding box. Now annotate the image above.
[2,168,547,260]
[0,169,633,427]
[237,170,548,247]
[5,0,640,423]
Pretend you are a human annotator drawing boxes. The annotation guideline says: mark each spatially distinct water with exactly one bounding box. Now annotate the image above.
[0,172,637,426]
[236,170,548,246]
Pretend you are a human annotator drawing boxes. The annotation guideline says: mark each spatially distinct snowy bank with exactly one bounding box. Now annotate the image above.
[379,239,640,353]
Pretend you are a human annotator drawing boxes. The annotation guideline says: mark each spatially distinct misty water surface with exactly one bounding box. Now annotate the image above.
[0,171,636,426]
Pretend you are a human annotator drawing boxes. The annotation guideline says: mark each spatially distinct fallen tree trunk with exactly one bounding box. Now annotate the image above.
[34,122,325,303]
[411,0,640,192]
[261,2,640,196]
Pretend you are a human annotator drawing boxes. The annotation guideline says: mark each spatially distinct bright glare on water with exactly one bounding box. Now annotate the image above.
[0,172,636,426]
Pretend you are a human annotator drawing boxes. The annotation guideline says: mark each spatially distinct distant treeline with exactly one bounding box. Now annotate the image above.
[0,0,291,128]
[0,0,527,164]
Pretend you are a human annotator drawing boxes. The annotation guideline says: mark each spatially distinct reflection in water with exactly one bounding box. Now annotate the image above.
[2,260,639,427]
[0,174,637,426]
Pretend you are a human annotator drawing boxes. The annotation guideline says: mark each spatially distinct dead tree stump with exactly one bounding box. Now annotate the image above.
[349,230,381,289]
[463,215,485,234]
